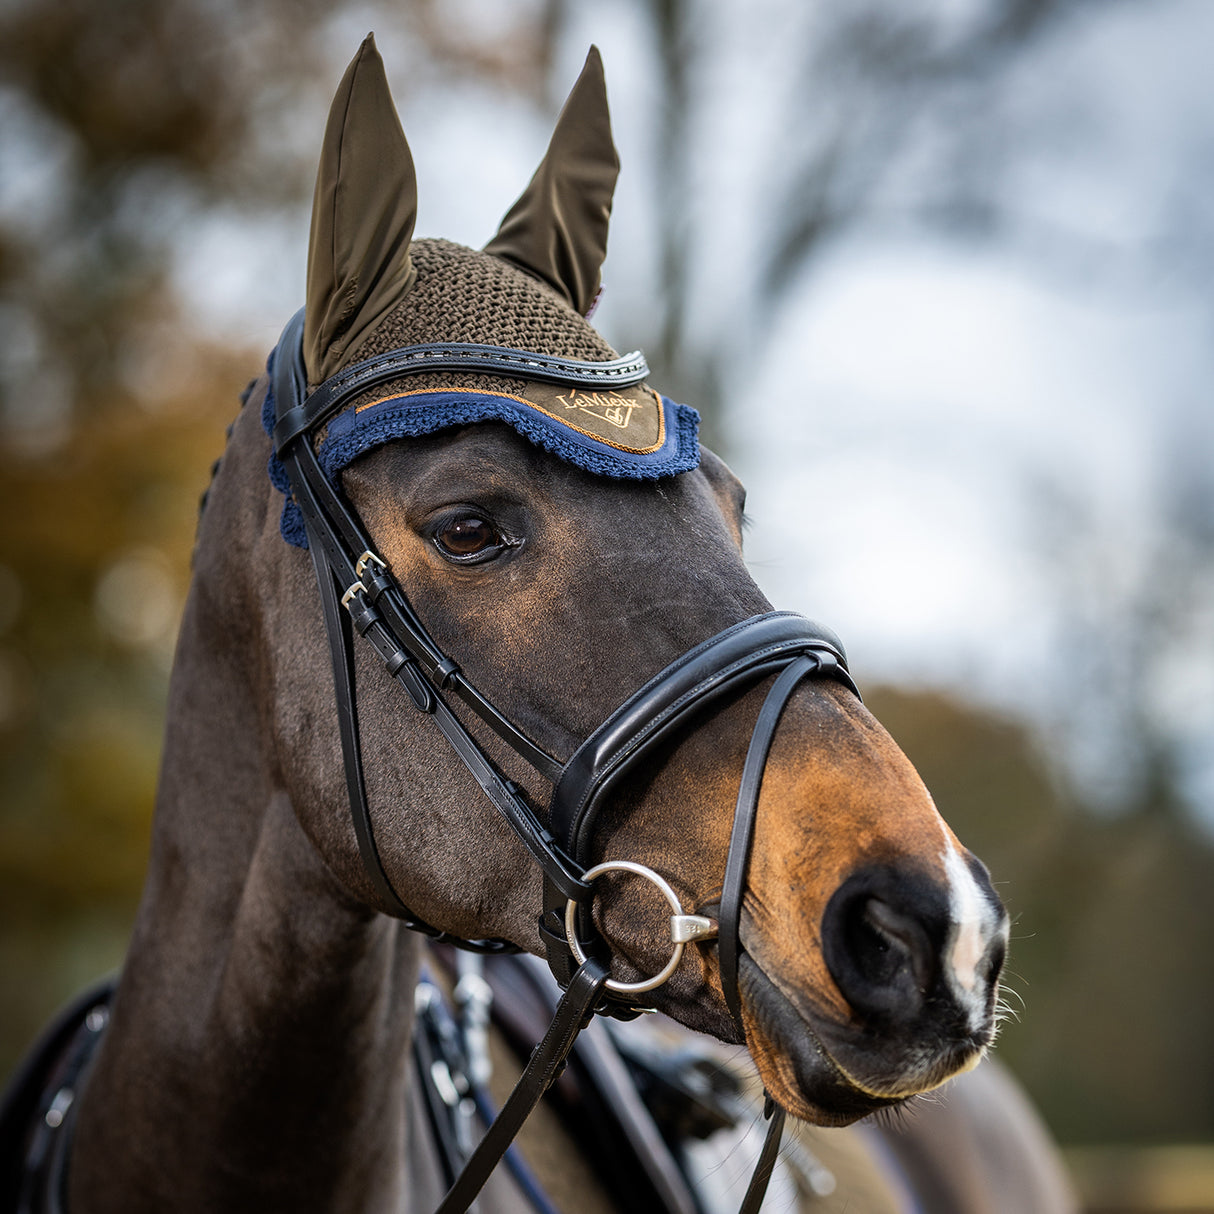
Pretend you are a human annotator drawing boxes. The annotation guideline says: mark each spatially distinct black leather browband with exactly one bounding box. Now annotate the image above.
[271,308,650,453]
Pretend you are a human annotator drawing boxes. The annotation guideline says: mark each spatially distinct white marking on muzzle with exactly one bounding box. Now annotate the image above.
[941,844,1005,1033]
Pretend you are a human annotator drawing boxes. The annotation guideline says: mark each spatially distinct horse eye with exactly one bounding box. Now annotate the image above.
[433,515,505,562]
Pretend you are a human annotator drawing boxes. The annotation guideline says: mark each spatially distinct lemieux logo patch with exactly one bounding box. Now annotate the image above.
[356,380,665,455]
[548,386,661,449]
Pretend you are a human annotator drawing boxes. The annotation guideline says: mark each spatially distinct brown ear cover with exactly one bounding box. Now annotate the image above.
[485,47,619,315]
[305,34,418,382]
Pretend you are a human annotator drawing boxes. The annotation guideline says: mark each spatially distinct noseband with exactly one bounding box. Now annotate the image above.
[269,309,861,1213]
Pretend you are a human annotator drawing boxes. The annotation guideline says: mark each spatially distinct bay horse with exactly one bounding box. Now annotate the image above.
[2,37,1075,1214]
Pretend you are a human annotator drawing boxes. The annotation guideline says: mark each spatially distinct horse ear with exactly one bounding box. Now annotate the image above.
[304,34,418,383]
[484,47,619,315]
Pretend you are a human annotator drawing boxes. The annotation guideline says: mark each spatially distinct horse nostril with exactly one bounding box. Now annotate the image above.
[823,873,948,1028]
[859,898,934,993]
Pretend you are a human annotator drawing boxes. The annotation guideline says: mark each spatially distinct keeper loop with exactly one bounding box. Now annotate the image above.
[355,551,387,579]
[434,658,460,689]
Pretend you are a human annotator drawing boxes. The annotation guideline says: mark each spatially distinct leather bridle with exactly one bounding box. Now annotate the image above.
[269,308,862,1213]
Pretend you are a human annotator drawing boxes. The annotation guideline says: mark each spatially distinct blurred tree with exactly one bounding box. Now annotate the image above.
[0,339,245,1071]
[610,0,1214,838]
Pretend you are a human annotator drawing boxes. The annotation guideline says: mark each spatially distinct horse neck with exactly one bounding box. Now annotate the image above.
[69,395,421,1214]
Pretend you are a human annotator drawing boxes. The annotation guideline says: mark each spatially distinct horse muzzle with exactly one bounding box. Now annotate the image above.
[745,853,1009,1123]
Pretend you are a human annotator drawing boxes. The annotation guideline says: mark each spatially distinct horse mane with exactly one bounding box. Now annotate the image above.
[194,376,257,551]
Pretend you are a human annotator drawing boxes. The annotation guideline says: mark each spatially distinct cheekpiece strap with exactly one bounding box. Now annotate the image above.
[272,311,587,949]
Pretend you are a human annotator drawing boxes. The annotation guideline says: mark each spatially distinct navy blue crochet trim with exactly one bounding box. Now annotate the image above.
[260,353,701,550]
[261,349,310,547]
[320,392,698,481]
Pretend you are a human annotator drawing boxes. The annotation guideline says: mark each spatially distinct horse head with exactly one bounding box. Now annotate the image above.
[233,38,1007,1129]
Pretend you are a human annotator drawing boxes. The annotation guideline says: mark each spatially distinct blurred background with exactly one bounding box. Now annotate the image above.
[1,1,1211,1209]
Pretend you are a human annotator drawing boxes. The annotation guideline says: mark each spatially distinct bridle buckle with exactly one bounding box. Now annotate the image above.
[342,551,389,612]
[355,550,386,579]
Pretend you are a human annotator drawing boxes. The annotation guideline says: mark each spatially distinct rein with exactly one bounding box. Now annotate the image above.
[269,309,862,1213]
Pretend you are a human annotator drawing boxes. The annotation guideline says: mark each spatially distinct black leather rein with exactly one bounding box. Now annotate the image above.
[269,308,861,1213]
